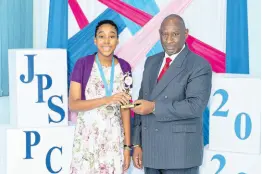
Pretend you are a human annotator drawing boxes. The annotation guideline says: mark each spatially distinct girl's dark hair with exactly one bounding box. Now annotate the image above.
[95,20,119,37]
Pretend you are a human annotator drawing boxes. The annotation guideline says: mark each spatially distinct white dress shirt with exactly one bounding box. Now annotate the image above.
[158,44,185,77]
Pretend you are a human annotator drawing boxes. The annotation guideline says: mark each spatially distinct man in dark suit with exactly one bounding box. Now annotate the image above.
[132,14,212,174]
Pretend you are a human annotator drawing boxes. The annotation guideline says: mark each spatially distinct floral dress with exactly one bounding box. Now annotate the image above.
[70,63,126,174]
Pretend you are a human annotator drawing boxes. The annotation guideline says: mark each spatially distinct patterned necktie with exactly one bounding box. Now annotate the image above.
[157,57,172,82]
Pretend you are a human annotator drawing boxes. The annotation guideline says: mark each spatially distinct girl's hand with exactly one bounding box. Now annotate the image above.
[123,149,131,172]
[105,92,131,105]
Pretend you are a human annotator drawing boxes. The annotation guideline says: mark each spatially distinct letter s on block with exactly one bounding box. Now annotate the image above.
[48,95,65,124]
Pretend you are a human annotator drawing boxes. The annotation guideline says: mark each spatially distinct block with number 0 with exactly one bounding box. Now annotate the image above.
[199,146,261,174]
[209,73,261,154]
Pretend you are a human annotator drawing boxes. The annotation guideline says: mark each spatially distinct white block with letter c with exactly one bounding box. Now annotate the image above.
[209,73,261,154]
[199,146,261,174]
[8,49,68,128]
[6,126,74,174]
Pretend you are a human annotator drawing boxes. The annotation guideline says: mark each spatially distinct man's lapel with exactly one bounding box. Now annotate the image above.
[150,46,189,100]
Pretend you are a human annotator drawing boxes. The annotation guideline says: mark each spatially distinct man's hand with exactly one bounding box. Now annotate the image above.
[132,146,143,169]
[132,100,155,115]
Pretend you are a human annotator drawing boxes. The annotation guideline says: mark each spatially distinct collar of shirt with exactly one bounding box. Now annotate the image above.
[158,44,185,77]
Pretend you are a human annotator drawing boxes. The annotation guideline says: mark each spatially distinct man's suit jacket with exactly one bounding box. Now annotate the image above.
[132,45,212,169]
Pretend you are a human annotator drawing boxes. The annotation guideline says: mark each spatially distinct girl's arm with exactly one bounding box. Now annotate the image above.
[69,81,108,111]
[121,108,131,146]
[69,81,130,112]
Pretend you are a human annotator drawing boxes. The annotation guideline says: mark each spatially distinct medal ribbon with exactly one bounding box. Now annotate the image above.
[95,54,115,96]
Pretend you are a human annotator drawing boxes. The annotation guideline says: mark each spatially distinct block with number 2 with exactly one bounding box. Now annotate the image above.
[200,146,261,174]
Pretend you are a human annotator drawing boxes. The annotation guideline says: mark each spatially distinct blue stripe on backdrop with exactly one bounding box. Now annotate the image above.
[0,0,33,97]
[67,9,126,74]
[226,0,249,73]
[203,108,210,145]
[121,0,159,35]
[202,0,251,145]
[121,0,163,57]
[47,0,68,48]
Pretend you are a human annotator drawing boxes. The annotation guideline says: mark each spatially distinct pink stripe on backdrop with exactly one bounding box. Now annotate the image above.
[130,100,135,118]
[111,0,193,67]
[100,0,225,72]
[98,0,152,26]
[68,0,89,29]
[187,35,225,72]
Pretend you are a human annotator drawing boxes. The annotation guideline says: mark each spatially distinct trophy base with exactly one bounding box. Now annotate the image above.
[121,104,135,109]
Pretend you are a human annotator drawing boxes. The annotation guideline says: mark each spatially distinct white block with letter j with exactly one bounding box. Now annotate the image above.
[209,73,261,154]
[8,49,68,128]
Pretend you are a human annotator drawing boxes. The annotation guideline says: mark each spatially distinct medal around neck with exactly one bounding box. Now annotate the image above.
[95,54,116,112]
[106,105,114,113]
[120,72,135,109]
[95,54,114,97]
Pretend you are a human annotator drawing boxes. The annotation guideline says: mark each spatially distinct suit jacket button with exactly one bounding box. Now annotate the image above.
[144,127,147,130]
[145,92,147,95]
[155,129,159,131]
[164,96,168,99]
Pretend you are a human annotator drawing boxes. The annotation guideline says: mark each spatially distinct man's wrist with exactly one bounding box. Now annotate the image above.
[132,144,141,149]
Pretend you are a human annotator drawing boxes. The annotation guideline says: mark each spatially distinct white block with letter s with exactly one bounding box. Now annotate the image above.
[199,146,261,174]
[8,49,68,128]
[209,73,261,154]
[6,126,74,174]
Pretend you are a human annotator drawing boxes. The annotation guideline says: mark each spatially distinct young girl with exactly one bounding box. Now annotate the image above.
[69,20,132,174]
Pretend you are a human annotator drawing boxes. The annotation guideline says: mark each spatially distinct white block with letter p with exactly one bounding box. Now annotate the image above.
[8,49,68,128]
[7,126,74,174]
[209,73,261,154]
[199,146,261,174]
